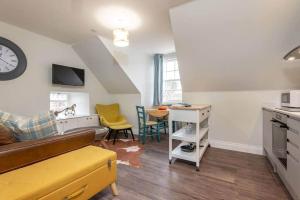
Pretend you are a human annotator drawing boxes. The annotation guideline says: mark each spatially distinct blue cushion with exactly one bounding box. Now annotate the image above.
[0,111,58,141]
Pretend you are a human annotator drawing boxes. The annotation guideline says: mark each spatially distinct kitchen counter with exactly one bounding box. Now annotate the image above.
[263,106,300,120]
[170,104,211,111]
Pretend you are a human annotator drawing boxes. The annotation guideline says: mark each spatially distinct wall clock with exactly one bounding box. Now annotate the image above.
[0,37,27,80]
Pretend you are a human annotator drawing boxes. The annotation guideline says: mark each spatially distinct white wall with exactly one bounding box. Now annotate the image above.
[169,0,300,155]
[184,91,281,154]
[0,21,111,116]
[100,36,154,107]
[170,0,300,92]
[111,94,141,134]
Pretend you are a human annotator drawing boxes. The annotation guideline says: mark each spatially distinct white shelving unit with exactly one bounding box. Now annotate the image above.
[169,105,211,171]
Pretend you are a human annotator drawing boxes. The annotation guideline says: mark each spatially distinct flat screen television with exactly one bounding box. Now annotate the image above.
[52,64,85,86]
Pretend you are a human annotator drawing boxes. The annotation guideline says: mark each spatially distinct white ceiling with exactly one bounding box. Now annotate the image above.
[170,0,300,91]
[0,0,191,54]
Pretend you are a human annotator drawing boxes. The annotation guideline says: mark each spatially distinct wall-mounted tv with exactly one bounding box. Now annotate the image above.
[52,64,85,86]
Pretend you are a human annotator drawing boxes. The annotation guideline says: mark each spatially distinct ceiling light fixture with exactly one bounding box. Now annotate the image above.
[288,57,296,61]
[96,6,141,47]
[113,28,129,47]
[284,46,300,61]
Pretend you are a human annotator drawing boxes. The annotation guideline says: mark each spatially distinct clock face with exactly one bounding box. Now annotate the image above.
[0,37,27,80]
[0,45,19,73]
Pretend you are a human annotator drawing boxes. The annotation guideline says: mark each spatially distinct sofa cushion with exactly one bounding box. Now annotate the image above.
[0,124,16,145]
[0,146,117,200]
[0,111,58,141]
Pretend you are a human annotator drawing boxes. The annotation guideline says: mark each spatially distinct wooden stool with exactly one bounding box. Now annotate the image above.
[108,124,134,145]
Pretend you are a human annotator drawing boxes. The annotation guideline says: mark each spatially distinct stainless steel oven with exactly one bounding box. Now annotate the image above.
[271,112,288,168]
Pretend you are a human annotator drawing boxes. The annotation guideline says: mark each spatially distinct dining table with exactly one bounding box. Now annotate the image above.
[146,109,169,118]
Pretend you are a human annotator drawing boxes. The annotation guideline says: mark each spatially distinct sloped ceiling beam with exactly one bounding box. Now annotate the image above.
[72,36,139,94]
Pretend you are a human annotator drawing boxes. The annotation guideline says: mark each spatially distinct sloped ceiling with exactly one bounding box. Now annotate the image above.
[73,36,139,94]
[0,0,191,54]
[170,0,300,92]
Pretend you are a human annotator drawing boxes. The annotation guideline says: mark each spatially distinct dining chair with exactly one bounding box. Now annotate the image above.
[136,106,162,144]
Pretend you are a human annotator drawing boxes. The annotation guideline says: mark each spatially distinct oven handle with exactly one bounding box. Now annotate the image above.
[271,120,289,129]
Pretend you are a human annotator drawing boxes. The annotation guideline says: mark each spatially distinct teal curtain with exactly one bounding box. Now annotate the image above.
[153,54,163,106]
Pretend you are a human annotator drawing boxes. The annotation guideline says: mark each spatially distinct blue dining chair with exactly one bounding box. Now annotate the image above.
[136,106,163,144]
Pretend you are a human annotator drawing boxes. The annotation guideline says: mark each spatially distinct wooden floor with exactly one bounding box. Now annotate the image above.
[91,134,292,200]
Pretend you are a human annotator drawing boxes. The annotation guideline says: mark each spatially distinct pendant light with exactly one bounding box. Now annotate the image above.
[284,46,300,61]
[113,28,129,47]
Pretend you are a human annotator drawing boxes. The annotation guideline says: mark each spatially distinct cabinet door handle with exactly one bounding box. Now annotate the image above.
[287,138,290,143]
[287,151,290,155]
[202,113,205,116]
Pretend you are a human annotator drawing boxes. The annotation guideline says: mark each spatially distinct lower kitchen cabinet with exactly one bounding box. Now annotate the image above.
[263,108,300,200]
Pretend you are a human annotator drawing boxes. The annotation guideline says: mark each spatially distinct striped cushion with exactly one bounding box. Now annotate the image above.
[0,111,58,141]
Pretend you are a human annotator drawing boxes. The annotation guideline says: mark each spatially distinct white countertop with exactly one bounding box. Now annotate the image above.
[263,106,300,120]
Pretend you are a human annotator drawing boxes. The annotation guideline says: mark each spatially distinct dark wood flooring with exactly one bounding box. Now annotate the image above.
[91,134,292,200]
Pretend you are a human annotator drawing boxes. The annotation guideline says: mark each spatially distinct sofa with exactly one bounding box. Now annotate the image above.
[0,129,118,200]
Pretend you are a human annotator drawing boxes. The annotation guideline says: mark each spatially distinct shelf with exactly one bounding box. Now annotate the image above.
[171,139,209,162]
[172,127,208,142]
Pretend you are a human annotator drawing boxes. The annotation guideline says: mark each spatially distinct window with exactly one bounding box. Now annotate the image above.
[162,56,182,103]
[50,93,69,112]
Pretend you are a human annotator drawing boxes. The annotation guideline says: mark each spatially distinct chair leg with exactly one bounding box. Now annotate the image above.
[129,128,135,141]
[124,129,129,138]
[143,127,147,144]
[156,124,160,142]
[138,129,142,141]
[107,129,112,141]
[113,130,118,145]
[150,126,154,141]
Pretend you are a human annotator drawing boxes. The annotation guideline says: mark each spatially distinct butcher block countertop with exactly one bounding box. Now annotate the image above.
[169,104,211,111]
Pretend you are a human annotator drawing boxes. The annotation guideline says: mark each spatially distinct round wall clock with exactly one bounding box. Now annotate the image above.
[0,37,27,80]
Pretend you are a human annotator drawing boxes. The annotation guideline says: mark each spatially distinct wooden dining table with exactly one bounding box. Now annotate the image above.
[146,109,169,118]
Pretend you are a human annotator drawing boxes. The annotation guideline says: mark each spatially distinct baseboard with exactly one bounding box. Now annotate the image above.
[209,139,264,155]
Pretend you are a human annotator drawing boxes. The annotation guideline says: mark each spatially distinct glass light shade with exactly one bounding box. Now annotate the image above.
[113,28,129,47]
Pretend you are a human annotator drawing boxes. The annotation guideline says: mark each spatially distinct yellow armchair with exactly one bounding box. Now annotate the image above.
[95,103,128,128]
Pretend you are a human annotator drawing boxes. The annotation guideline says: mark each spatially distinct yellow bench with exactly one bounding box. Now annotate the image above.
[0,146,117,200]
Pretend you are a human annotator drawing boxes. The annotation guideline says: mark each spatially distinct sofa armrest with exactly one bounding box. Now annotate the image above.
[0,129,95,174]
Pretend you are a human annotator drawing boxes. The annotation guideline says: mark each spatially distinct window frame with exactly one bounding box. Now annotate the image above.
[162,54,182,104]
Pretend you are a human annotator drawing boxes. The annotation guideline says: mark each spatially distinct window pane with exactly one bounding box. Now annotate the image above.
[166,61,175,71]
[174,62,179,70]
[50,101,68,111]
[50,93,68,101]
[166,71,174,80]
[162,56,182,103]
[174,71,180,79]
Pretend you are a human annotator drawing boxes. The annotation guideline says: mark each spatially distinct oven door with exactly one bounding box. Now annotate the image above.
[281,92,290,107]
[272,120,287,168]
